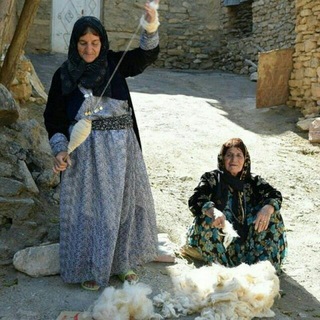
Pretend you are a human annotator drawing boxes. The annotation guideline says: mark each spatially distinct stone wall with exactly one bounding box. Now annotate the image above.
[14,1,320,115]
[20,0,297,73]
[0,84,60,264]
[150,0,222,69]
[217,0,296,74]
[287,0,320,116]
[22,0,222,70]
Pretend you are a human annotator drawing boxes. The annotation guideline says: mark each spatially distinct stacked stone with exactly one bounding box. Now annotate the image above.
[9,57,32,103]
[158,1,221,70]
[287,0,320,116]
[22,0,296,72]
[23,0,223,71]
[106,1,222,70]
[218,0,295,75]
[0,84,59,264]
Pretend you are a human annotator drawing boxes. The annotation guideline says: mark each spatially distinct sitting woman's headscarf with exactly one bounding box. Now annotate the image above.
[60,16,111,97]
[217,138,251,240]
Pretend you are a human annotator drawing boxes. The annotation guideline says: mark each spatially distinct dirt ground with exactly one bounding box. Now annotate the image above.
[0,55,320,320]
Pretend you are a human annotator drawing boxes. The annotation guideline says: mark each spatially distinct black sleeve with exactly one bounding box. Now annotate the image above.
[110,45,160,78]
[43,68,69,140]
[188,171,220,217]
[251,175,282,211]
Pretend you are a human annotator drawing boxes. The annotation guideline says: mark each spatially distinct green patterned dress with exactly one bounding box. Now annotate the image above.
[187,143,287,274]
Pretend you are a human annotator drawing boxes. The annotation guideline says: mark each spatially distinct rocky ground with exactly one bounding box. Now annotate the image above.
[0,54,320,319]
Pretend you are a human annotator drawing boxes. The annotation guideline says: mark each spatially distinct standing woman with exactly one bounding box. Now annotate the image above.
[44,1,160,290]
[185,138,287,274]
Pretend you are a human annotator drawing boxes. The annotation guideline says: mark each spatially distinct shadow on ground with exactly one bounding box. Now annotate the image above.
[1,261,320,320]
[275,272,320,319]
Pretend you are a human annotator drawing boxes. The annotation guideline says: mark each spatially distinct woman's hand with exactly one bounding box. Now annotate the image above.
[204,208,226,229]
[144,0,159,23]
[53,151,71,174]
[254,204,274,233]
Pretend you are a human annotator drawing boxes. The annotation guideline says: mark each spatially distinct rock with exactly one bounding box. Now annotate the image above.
[27,61,48,103]
[12,233,176,277]
[13,243,60,277]
[0,84,20,126]
[153,233,176,263]
[0,197,35,220]
[250,72,258,81]
[10,83,32,103]
[296,118,315,131]
[18,160,39,194]
[0,106,58,263]
[34,168,60,188]
[0,177,25,197]
[309,117,320,143]
[0,161,14,177]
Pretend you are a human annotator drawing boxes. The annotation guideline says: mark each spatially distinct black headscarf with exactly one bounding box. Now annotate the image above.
[60,16,111,97]
[217,138,251,240]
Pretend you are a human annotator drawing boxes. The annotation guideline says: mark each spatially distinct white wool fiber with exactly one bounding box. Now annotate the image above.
[154,261,280,319]
[67,118,92,154]
[91,282,161,320]
[214,208,239,248]
[140,0,160,33]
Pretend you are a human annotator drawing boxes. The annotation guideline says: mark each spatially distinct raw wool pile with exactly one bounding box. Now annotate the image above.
[82,282,162,320]
[81,261,279,320]
[153,260,280,319]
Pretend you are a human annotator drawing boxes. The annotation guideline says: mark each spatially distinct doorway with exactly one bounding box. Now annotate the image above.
[51,0,101,53]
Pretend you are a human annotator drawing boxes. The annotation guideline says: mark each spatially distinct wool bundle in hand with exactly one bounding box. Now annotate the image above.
[140,0,160,33]
[67,118,92,154]
[214,208,239,249]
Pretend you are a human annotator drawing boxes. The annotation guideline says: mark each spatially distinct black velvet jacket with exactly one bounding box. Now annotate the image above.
[189,169,282,220]
[44,45,160,147]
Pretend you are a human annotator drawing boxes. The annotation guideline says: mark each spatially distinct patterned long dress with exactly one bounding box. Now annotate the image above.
[57,92,158,285]
[46,31,159,286]
[187,168,287,274]
[187,178,287,273]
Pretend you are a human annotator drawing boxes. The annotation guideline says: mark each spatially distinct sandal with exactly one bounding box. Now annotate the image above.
[118,270,139,284]
[179,244,204,261]
[81,280,100,291]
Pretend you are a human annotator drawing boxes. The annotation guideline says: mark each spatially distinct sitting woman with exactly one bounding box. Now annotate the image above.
[183,138,287,274]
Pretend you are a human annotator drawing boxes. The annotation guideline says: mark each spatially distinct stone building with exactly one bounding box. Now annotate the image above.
[19,0,222,70]
[218,0,296,74]
[287,0,320,116]
[13,0,320,116]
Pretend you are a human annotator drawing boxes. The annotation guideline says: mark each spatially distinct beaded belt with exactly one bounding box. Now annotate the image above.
[91,114,133,131]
